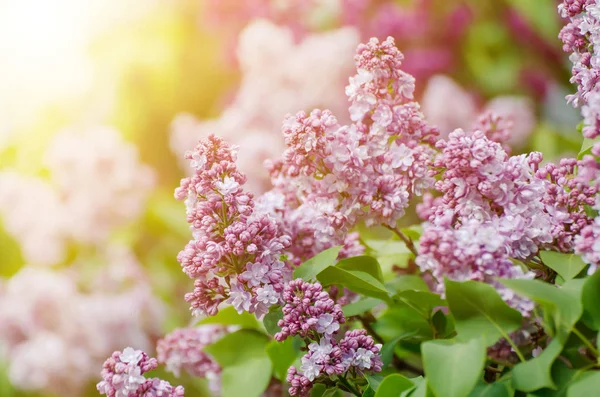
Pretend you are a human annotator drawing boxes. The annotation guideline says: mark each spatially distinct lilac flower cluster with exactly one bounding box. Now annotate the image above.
[175,135,292,318]
[267,37,438,259]
[416,219,535,314]
[157,326,228,394]
[575,143,600,273]
[559,0,600,138]
[276,280,382,396]
[97,348,184,397]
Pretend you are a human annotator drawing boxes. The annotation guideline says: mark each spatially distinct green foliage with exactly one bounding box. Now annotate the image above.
[422,338,486,397]
[539,251,587,281]
[197,306,262,330]
[266,338,299,380]
[205,330,272,397]
[293,245,342,281]
[317,257,392,303]
[374,374,415,397]
[445,280,523,346]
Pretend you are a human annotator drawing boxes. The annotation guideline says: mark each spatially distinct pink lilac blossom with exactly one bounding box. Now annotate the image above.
[267,37,438,256]
[276,281,381,396]
[0,259,163,396]
[574,143,600,273]
[97,347,185,397]
[157,326,227,394]
[170,20,359,193]
[559,0,600,138]
[274,279,345,342]
[416,219,535,315]
[175,135,292,318]
[423,129,588,258]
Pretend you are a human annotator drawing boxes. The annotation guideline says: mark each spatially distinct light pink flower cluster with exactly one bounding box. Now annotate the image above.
[267,37,438,256]
[97,348,184,397]
[175,135,292,318]
[0,127,154,266]
[416,219,535,314]
[157,326,228,394]
[559,0,600,139]
[424,129,588,259]
[276,280,382,396]
[0,262,162,396]
[574,143,600,273]
[170,20,359,193]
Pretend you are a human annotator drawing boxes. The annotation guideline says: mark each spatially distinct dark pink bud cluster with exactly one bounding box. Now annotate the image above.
[558,0,600,139]
[275,279,344,342]
[157,326,228,393]
[97,347,184,397]
[339,329,383,373]
[175,135,292,318]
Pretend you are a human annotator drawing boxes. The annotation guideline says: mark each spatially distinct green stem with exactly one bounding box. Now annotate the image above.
[572,327,600,358]
[384,225,418,257]
[337,375,361,397]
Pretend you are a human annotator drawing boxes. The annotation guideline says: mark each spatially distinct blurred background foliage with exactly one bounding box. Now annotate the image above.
[0,0,585,396]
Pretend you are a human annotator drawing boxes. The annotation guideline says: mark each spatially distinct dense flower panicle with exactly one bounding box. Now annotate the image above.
[424,129,591,259]
[575,217,600,273]
[559,0,600,139]
[285,330,382,396]
[275,279,345,342]
[176,135,292,318]
[97,348,184,397]
[157,326,227,394]
[416,219,535,314]
[268,37,439,255]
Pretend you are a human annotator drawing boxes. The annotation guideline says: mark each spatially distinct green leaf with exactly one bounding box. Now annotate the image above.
[366,239,412,270]
[387,275,430,293]
[500,279,582,337]
[397,290,445,319]
[407,378,434,397]
[366,374,385,391]
[343,298,383,317]
[512,337,563,391]
[445,280,522,346]
[204,329,270,367]
[266,338,299,380]
[539,251,587,281]
[336,255,385,283]
[294,246,342,281]
[581,269,600,330]
[374,374,415,397]
[578,136,600,159]
[311,384,328,397]
[381,331,419,367]
[263,308,283,336]
[363,387,376,397]
[197,306,261,330]
[567,372,600,397]
[468,379,514,397]
[422,338,486,397]
[374,302,433,341]
[220,356,272,397]
[317,266,392,303]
